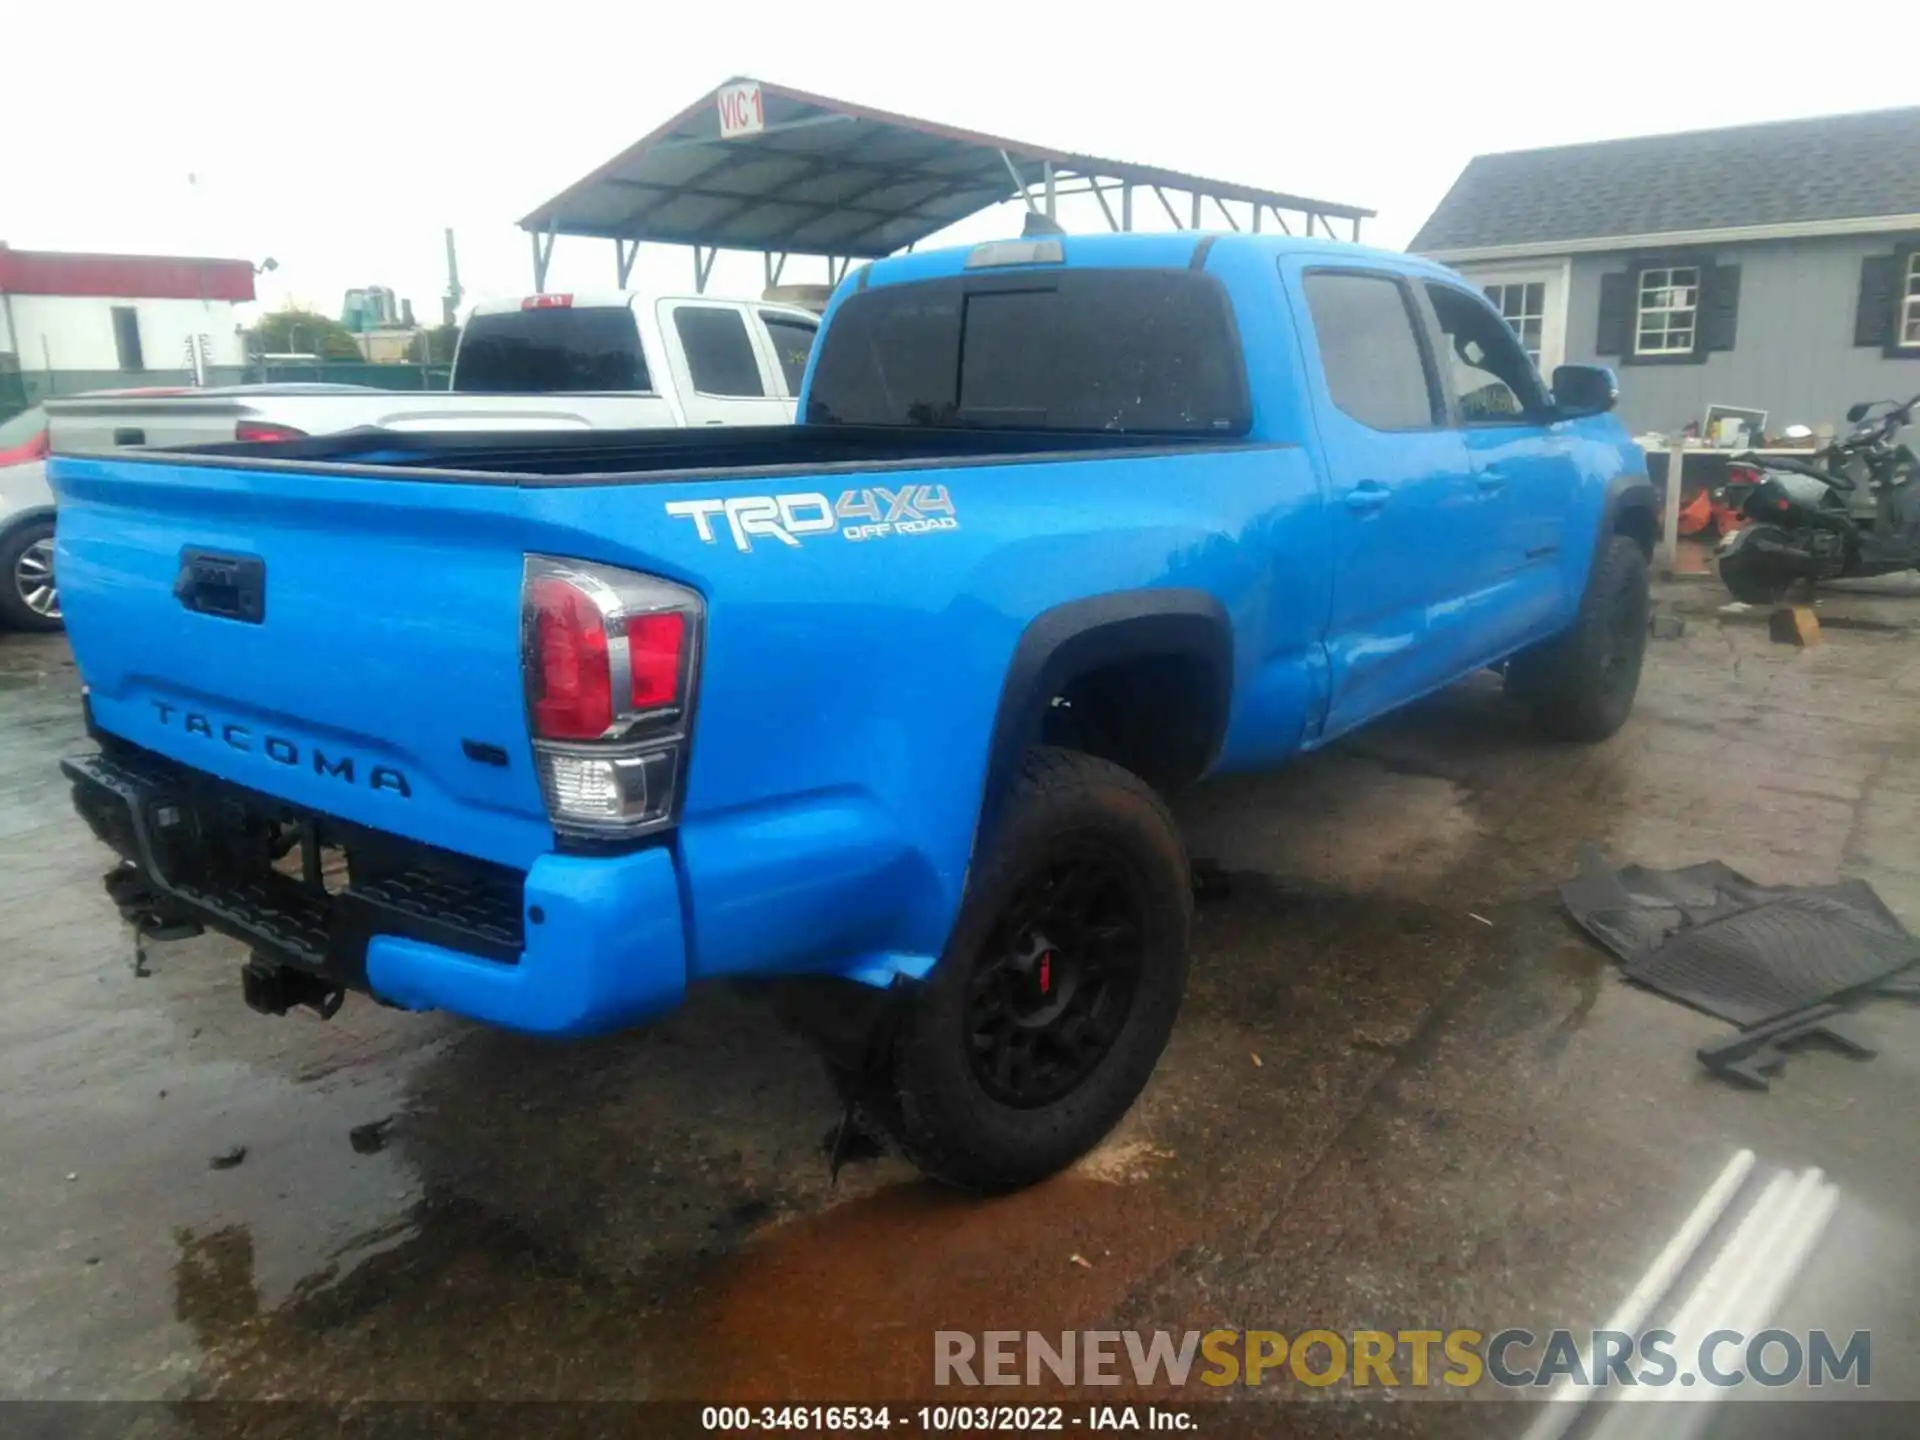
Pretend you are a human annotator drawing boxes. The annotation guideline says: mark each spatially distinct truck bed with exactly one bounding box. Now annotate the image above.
[175,422,1250,482]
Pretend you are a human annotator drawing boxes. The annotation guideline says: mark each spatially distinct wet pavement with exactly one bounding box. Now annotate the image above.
[4,579,1919,1432]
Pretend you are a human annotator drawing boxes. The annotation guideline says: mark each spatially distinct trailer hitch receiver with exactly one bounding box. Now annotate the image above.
[241,955,346,1020]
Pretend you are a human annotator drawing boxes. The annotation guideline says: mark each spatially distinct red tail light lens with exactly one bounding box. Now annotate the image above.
[235,420,309,443]
[626,612,686,709]
[1725,464,1762,486]
[522,293,573,310]
[529,577,614,740]
[521,557,703,837]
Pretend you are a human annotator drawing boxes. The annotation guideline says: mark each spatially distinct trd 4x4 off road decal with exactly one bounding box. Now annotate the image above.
[666,485,958,552]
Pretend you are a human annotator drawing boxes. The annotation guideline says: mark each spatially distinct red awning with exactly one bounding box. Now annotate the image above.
[0,248,255,302]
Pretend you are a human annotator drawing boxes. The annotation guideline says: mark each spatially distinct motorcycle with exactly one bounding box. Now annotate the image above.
[1716,393,1920,604]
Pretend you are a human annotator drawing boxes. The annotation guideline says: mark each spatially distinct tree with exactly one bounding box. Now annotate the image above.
[252,307,362,361]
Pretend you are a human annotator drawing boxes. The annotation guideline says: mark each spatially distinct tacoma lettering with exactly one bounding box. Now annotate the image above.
[148,700,410,797]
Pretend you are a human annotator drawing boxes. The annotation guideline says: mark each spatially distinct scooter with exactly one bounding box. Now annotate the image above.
[1716,393,1920,604]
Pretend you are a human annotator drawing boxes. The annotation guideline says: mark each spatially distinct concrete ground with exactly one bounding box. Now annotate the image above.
[4,578,1919,1435]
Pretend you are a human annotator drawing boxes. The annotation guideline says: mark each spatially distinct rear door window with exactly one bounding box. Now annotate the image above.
[806,269,1248,433]
[760,313,818,394]
[455,306,650,393]
[1301,271,1439,431]
[672,307,766,397]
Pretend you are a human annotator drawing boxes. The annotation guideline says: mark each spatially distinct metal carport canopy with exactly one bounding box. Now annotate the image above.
[518,77,1375,291]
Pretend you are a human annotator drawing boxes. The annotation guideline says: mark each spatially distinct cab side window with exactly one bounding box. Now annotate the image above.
[673,307,767,397]
[1301,271,1439,432]
[1424,283,1549,423]
[760,313,818,394]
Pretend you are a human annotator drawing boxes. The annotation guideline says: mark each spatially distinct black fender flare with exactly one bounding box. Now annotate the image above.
[1598,472,1658,566]
[975,588,1232,842]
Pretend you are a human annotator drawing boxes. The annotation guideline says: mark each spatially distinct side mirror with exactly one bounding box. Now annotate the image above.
[1846,402,1871,423]
[1552,364,1618,417]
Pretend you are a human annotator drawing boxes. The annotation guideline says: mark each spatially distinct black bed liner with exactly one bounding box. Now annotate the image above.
[156,423,1261,486]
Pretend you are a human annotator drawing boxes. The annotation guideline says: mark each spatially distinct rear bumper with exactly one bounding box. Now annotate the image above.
[63,743,687,1037]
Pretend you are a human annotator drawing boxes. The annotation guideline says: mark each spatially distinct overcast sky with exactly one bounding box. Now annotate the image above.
[7,1,1914,325]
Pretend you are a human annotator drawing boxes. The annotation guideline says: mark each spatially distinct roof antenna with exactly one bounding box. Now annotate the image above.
[1021,210,1066,238]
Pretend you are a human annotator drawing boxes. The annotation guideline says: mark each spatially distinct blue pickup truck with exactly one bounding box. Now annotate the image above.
[52,232,1653,1190]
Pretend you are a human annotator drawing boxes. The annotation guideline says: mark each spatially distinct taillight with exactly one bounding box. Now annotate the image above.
[1725,464,1762,487]
[0,429,49,467]
[235,420,308,443]
[521,556,702,837]
[522,293,573,310]
[528,576,615,739]
[625,612,686,708]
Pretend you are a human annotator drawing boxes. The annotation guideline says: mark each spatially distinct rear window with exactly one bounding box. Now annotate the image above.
[453,306,651,393]
[805,269,1249,433]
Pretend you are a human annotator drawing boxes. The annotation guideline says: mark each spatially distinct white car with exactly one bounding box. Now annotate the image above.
[46,293,821,450]
[0,405,56,632]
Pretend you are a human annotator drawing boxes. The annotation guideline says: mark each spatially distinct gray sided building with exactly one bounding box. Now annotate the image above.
[1410,107,1920,439]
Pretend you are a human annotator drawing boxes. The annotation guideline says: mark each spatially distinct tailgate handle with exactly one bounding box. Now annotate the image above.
[174,550,267,624]
[112,427,146,446]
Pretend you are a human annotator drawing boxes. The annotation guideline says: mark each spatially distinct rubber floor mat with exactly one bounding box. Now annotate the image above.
[1561,845,1920,1027]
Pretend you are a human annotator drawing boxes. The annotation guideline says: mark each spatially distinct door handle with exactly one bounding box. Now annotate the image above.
[174,549,266,623]
[1345,482,1390,513]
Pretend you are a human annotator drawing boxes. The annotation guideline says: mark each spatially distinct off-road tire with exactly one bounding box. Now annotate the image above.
[884,746,1191,1192]
[0,520,61,633]
[1509,535,1649,742]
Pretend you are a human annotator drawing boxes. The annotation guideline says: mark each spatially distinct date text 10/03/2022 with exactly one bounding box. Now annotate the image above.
[702,1406,1193,1431]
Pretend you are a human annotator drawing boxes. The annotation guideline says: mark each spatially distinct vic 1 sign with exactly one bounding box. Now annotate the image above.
[717,82,765,139]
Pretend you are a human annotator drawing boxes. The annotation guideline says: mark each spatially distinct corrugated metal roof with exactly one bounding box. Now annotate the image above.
[1411,106,1920,255]
[520,77,1372,259]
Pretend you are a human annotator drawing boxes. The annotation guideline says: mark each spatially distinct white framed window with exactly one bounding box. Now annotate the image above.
[1455,262,1568,374]
[1903,252,1920,348]
[1484,281,1546,366]
[1635,266,1699,356]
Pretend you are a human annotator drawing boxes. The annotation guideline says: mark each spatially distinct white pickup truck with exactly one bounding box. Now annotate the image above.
[45,292,821,450]
[8,292,819,631]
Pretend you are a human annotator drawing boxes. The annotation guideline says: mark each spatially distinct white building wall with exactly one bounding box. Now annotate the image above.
[6,295,246,371]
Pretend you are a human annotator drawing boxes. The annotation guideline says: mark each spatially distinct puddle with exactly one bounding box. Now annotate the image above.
[676,1173,1195,1402]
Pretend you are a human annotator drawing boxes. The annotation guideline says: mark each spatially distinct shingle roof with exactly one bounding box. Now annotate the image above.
[1410,106,1920,255]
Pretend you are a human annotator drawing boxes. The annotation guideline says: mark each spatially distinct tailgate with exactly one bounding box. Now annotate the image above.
[51,453,572,869]
[48,396,251,451]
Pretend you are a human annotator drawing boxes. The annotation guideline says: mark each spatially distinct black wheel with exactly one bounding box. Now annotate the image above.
[884,747,1191,1192]
[0,519,60,632]
[1718,542,1795,605]
[1509,535,1649,743]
